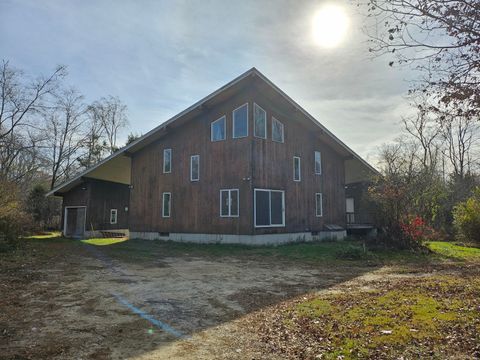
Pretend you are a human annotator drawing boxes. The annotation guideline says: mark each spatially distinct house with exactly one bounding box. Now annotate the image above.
[47,68,377,244]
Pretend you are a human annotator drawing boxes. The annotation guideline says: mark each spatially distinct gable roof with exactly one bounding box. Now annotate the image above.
[47,67,377,196]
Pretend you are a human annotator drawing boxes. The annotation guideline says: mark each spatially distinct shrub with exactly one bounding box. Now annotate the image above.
[453,188,480,244]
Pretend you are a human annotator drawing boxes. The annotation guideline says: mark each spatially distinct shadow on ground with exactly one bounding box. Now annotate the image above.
[0,236,438,359]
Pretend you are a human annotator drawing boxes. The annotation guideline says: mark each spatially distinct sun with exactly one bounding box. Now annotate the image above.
[312,4,350,48]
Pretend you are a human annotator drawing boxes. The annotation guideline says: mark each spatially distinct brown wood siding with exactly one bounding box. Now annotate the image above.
[62,179,129,232]
[129,83,346,235]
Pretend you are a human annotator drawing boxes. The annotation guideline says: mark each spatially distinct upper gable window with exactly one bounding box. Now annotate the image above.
[163,148,172,173]
[315,151,322,175]
[254,103,267,139]
[272,117,284,143]
[211,116,226,142]
[233,103,248,138]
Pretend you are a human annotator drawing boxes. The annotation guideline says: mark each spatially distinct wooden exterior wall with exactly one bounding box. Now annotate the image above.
[62,179,130,232]
[129,83,346,235]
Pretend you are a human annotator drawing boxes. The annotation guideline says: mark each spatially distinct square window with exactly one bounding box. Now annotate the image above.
[254,189,285,227]
[220,189,239,217]
[233,103,248,138]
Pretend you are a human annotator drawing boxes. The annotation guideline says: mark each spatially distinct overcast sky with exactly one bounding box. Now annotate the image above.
[1,0,415,164]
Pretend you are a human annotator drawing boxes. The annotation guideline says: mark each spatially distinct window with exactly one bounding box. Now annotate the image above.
[293,156,301,182]
[272,117,284,143]
[220,189,239,217]
[110,209,118,224]
[254,103,266,139]
[316,193,323,217]
[190,155,199,181]
[254,189,285,227]
[211,116,226,141]
[233,103,248,138]
[315,151,322,175]
[162,192,171,218]
[163,149,172,173]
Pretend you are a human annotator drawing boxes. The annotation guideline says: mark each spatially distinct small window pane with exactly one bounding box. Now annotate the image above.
[220,190,229,216]
[163,193,171,217]
[191,155,199,181]
[254,104,266,139]
[211,116,226,141]
[230,190,239,216]
[271,192,283,225]
[255,190,270,226]
[316,193,323,217]
[163,149,171,173]
[315,151,322,175]
[110,209,117,224]
[293,157,301,181]
[233,104,248,138]
[272,117,284,143]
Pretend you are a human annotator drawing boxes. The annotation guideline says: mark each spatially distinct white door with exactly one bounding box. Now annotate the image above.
[346,198,355,213]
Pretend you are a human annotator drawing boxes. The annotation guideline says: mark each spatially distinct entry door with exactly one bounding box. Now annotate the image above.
[65,207,86,237]
[254,189,285,227]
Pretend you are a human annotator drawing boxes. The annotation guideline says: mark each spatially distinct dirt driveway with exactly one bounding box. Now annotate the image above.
[1,238,376,359]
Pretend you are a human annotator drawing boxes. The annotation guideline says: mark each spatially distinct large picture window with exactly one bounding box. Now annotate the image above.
[162,192,171,218]
[293,156,301,182]
[315,151,322,175]
[233,103,248,138]
[211,116,226,141]
[254,189,285,227]
[254,103,266,139]
[220,189,239,217]
[163,148,172,173]
[190,155,200,181]
[272,117,284,143]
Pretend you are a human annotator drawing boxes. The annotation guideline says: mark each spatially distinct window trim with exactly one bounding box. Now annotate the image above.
[162,192,171,218]
[253,103,267,139]
[315,151,322,175]
[210,116,226,142]
[272,117,284,143]
[316,193,323,217]
[232,103,249,139]
[220,189,239,218]
[190,155,200,182]
[254,188,285,228]
[163,148,172,174]
[110,209,118,224]
[293,156,301,182]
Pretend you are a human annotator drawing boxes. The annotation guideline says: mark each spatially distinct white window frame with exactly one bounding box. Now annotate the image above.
[316,193,323,217]
[232,103,249,139]
[190,155,200,181]
[315,151,322,175]
[293,156,301,182]
[110,209,118,224]
[220,189,239,217]
[162,192,171,218]
[253,103,267,139]
[211,116,226,142]
[254,189,285,228]
[272,117,284,143]
[163,148,172,174]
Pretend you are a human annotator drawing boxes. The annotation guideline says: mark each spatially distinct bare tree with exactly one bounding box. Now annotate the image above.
[0,60,66,182]
[44,89,86,189]
[89,96,128,154]
[77,108,107,169]
[363,0,480,111]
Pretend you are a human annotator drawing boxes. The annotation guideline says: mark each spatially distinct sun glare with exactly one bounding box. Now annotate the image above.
[312,4,350,48]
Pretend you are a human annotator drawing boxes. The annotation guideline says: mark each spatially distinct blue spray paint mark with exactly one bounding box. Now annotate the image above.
[112,292,186,339]
[83,244,186,339]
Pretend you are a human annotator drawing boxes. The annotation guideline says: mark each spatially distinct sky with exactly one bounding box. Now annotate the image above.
[0,0,415,165]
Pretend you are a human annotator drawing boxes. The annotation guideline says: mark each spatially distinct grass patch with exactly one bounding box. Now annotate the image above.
[256,272,480,359]
[26,232,62,239]
[427,241,480,261]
